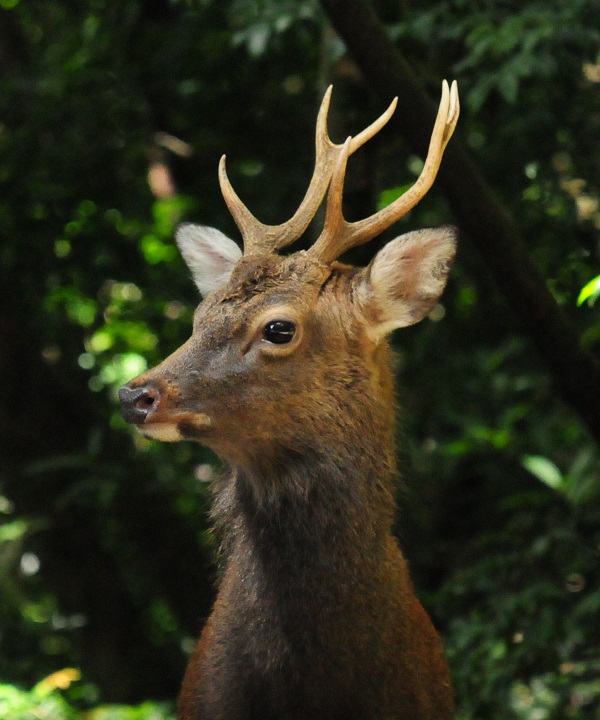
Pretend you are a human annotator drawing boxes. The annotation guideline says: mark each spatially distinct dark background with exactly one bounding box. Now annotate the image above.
[1,1,600,718]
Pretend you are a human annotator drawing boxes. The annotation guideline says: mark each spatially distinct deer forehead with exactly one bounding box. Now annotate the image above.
[227,252,329,294]
[197,253,330,317]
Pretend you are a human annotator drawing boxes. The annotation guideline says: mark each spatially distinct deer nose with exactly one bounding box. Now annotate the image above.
[118,384,160,424]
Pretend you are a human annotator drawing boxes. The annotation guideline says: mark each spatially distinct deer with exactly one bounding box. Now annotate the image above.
[119,80,459,720]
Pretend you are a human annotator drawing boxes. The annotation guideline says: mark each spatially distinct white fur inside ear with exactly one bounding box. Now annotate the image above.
[358,226,457,339]
[175,224,242,297]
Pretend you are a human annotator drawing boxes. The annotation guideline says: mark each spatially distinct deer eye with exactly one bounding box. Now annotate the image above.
[263,320,296,344]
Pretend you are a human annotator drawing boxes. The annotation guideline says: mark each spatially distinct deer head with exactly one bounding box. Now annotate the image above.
[119,82,459,476]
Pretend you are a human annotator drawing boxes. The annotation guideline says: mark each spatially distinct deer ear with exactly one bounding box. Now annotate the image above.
[176,224,242,297]
[355,226,457,340]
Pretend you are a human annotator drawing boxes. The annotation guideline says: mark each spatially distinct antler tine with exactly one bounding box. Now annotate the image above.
[348,95,398,155]
[218,88,398,256]
[310,80,460,264]
[318,136,353,253]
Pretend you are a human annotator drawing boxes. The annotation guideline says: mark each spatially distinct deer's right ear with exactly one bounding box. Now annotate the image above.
[176,224,242,297]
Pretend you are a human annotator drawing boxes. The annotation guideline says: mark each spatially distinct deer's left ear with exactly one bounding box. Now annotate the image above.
[354,226,457,340]
[176,224,242,297]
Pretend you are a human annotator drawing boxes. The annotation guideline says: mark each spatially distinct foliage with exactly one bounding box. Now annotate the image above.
[0,669,174,720]
[0,0,599,718]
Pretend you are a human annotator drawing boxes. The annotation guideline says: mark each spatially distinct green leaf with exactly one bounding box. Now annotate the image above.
[0,519,28,543]
[497,70,519,104]
[377,184,413,211]
[521,455,564,491]
[577,275,600,306]
[140,234,178,265]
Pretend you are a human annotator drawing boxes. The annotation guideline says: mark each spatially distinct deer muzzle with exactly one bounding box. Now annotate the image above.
[118,379,211,443]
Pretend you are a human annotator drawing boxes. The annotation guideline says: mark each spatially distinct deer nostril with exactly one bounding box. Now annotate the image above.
[119,384,161,425]
[136,394,156,409]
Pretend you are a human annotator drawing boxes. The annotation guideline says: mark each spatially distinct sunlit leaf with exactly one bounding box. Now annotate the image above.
[0,519,28,544]
[140,234,177,265]
[88,329,114,353]
[521,455,564,491]
[577,275,600,306]
[103,353,148,387]
[34,668,81,697]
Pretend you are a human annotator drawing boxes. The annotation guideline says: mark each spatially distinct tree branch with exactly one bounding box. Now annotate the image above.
[320,0,600,443]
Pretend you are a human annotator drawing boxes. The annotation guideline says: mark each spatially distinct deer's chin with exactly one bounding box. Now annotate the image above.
[138,413,212,443]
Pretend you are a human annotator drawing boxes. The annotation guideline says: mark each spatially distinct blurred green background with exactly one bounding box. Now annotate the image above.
[1,0,600,718]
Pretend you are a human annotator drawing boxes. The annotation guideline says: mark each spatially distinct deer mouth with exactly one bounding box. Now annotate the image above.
[137,413,212,443]
[138,422,186,442]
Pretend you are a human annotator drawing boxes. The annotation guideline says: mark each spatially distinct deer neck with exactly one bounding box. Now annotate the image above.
[212,351,399,579]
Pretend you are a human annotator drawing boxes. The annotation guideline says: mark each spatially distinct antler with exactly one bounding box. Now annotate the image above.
[308,80,460,264]
[219,87,397,256]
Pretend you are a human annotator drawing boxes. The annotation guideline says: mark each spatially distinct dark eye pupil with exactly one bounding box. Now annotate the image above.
[264,320,296,344]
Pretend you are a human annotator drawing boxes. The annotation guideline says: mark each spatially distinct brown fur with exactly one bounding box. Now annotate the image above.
[123,246,455,720]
